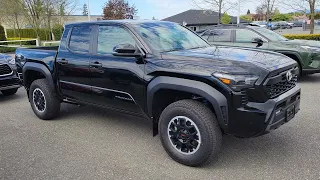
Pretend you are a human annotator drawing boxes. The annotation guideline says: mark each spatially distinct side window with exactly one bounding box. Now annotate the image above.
[207,29,232,42]
[98,26,136,54]
[69,26,92,53]
[236,29,261,42]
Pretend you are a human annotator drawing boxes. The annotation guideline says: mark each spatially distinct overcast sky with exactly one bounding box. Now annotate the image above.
[78,0,296,19]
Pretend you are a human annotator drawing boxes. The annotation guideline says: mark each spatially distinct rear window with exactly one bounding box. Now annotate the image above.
[203,29,232,42]
[69,26,92,53]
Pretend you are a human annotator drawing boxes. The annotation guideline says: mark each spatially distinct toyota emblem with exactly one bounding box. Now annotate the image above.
[286,71,293,82]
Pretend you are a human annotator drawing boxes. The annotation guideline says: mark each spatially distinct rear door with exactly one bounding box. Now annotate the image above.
[203,29,234,47]
[56,25,94,102]
[233,29,269,49]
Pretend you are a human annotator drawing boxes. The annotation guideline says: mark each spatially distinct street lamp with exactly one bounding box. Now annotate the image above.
[237,0,240,25]
[87,0,91,21]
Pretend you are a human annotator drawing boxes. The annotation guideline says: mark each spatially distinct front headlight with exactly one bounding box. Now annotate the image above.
[301,46,320,53]
[213,72,259,91]
[7,58,15,65]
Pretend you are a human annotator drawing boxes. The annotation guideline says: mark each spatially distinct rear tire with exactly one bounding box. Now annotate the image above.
[29,79,60,120]
[1,88,18,96]
[159,99,222,166]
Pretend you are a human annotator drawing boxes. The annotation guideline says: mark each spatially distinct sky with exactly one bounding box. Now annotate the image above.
[78,0,292,20]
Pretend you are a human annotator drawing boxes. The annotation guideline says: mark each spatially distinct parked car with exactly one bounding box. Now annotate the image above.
[291,21,304,27]
[198,26,320,76]
[0,53,21,96]
[16,20,301,166]
[250,21,267,28]
[273,21,293,29]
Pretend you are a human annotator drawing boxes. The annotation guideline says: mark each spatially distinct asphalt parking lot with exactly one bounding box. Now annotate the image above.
[1,75,320,180]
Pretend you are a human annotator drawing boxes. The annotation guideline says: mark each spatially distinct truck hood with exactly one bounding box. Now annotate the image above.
[0,53,12,64]
[159,46,295,76]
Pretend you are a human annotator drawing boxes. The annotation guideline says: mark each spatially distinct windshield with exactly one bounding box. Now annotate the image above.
[133,22,209,52]
[253,27,288,41]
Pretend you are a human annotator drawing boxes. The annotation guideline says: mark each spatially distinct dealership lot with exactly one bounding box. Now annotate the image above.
[1,75,320,180]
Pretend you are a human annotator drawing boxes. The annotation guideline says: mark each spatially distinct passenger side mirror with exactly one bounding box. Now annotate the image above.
[252,38,264,47]
[112,43,142,57]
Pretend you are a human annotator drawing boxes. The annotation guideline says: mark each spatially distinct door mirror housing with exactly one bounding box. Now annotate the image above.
[252,38,264,47]
[112,43,142,57]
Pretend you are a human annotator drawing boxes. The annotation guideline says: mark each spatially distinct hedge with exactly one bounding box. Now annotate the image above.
[7,38,36,45]
[0,47,16,53]
[52,24,64,41]
[283,34,320,41]
[0,25,7,45]
[6,29,51,41]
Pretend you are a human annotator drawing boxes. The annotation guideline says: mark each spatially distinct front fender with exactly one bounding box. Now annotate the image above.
[147,76,228,131]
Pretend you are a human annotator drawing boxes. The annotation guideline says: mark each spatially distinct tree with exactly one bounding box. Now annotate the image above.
[282,0,319,34]
[247,9,251,14]
[83,3,88,16]
[272,13,292,21]
[192,0,237,24]
[273,7,280,14]
[103,0,138,20]
[0,0,25,41]
[261,0,277,23]
[241,15,252,22]
[221,12,231,24]
[22,0,45,42]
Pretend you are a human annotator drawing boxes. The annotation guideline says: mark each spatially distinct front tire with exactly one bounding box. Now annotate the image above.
[1,88,18,96]
[159,99,222,166]
[29,79,60,120]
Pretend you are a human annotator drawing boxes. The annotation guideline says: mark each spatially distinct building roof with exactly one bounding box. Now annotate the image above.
[162,9,248,25]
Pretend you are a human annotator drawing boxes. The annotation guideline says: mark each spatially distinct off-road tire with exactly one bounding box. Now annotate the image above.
[159,99,222,166]
[29,79,60,120]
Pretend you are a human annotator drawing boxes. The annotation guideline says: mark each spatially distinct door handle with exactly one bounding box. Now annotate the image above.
[90,61,102,68]
[58,58,68,65]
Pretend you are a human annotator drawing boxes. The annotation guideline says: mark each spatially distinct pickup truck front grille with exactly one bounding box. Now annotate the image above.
[264,68,298,99]
[0,64,13,77]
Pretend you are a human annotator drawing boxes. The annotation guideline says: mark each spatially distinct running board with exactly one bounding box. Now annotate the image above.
[62,98,81,107]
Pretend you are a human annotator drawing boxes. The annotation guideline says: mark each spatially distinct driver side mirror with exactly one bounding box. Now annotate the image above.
[252,38,264,47]
[112,43,142,57]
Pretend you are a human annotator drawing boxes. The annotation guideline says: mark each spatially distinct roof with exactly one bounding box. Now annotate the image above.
[65,20,169,26]
[162,10,248,25]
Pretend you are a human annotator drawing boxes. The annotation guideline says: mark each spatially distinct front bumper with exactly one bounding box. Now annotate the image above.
[228,85,301,138]
[0,71,21,91]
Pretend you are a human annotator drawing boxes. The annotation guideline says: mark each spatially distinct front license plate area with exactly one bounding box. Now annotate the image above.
[286,105,295,122]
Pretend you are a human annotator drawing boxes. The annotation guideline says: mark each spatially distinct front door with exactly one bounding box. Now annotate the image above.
[56,25,94,102]
[89,25,146,113]
[233,29,269,49]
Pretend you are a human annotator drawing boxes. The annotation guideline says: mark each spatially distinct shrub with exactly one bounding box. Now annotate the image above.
[0,25,7,45]
[0,47,16,53]
[52,24,64,41]
[6,29,51,41]
[283,34,320,41]
[7,38,36,45]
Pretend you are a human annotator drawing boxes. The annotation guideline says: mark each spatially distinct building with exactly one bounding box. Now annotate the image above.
[162,10,248,31]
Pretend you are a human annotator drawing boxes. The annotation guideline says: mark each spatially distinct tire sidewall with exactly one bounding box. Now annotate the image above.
[159,106,213,165]
[29,82,46,118]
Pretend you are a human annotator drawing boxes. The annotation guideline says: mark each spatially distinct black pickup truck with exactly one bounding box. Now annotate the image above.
[16,20,301,166]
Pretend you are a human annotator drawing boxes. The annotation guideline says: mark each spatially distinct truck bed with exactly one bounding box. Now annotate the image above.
[15,46,59,73]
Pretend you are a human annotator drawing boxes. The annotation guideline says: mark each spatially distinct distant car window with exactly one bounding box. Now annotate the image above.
[236,29,261,42]
[98,25,136,54]
[69,26,92,53]
[205,29,232,42]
